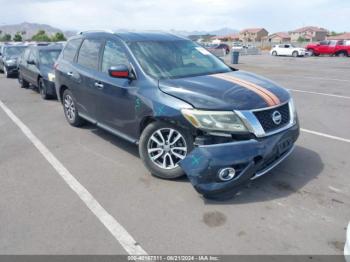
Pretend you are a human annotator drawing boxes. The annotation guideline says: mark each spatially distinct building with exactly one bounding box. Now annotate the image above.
[289,26,328,42]
[327,32,350,40]
[264,32,291,44]
[239,28,268,42]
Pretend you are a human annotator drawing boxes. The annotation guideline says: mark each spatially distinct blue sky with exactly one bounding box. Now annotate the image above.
[0,0,349,33]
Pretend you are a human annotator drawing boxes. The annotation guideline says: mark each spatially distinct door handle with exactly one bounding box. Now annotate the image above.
[94,82,104,89]
[67,72,74,76]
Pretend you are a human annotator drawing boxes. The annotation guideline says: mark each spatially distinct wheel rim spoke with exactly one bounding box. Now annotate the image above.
[148,147,163,153]
[170,133,182,145]
[152,151,163,161]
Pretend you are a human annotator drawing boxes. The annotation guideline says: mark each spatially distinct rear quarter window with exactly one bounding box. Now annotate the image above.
[63,38,82,62]
[77,39,103,70]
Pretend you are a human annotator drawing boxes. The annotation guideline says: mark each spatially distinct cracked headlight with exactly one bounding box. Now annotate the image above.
[181,109,248,133]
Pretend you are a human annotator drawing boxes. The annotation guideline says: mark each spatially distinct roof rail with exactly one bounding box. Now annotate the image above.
[78,29,114,35]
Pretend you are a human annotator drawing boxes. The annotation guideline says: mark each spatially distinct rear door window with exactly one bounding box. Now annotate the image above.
[77,39,103,70]
[101,40,129,74]
[63,38,82,62]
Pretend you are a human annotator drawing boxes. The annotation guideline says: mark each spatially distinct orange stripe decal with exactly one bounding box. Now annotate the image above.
[213,74,280,106]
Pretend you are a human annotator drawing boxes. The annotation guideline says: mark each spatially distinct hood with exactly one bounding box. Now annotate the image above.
[158,71,290,111]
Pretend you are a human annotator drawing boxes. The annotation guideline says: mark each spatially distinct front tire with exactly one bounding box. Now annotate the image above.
[4,66,9,78]
[272,51,277,56]
[292,51,298,57]
[18,73,29,88]
[139,121,193,179]
[62,89,85,127]
[39,78,50,100]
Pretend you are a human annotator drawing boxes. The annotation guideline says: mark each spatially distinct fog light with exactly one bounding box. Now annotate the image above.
[218,167,236,181]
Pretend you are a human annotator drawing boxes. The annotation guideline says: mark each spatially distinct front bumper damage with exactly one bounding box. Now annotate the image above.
[179,123,299,197]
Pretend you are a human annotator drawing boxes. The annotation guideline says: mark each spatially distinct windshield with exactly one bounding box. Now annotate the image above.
[128,40,231,79]
[39,50,61,65]
[4,46,26,58]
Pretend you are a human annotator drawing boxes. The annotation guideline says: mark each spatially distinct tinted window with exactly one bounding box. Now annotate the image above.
[4,46,26,57]
[101,40,129,73]
[23,48,31,61]
[39,50,62,65]
[320,41,329,46]
[63,38,82,62]
[77,39,102,70]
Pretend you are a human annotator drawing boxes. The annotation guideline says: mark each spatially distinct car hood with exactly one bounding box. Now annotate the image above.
[158,71,290,110]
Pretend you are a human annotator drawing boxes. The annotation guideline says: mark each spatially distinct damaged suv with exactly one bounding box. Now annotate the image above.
[55,31,299,197]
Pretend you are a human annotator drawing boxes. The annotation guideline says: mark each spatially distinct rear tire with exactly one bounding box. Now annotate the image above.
[272,51,277,56]
[139,121,193,179]
[336,51,347,57]
[62,89,85,127]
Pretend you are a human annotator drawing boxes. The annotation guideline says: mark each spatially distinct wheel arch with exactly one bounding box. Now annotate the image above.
[59,85,69,103]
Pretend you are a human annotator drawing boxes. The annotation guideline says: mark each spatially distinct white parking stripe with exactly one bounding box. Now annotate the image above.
[301,128,350,143]
[289,89,350,99]
[299,76,350,83]
[0,99,147,255]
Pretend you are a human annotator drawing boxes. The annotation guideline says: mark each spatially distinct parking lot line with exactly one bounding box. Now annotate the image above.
[298,76,350,83]
[289,89,350,99]
[301,128,350,143]
[0,99,147,255]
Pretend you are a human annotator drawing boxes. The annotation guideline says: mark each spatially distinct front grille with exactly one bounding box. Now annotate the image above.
[254,103,290,133]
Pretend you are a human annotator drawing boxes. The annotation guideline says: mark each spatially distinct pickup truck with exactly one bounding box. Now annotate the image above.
[306,40,350,57]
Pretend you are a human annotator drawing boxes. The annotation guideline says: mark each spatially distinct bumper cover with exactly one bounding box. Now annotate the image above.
[179,123,299,197]
[43,79,57,97]
[5,65,18,75]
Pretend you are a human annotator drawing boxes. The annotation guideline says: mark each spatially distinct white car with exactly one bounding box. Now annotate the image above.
[345,222,350,262]
[270,44,306,57]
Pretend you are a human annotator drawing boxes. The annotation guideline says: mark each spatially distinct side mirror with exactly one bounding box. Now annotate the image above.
[108,64,133,79]
[27,59,36,65]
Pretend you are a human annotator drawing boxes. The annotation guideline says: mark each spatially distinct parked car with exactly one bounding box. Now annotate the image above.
[306,40,350,57]
[346,222,350,262]
[55,31,299,198]
[0,44,27,77]
[206,43,230,55]
[18,44,62,99]
[270,44,306,57]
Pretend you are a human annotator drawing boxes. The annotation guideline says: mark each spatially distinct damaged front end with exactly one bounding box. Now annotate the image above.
[179,121,299,198]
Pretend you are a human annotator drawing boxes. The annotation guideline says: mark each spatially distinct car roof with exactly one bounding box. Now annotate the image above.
[77,31,187,42]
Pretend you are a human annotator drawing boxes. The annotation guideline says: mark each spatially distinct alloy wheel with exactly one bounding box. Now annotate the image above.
[64,94,76,122]
[147,128,187,170]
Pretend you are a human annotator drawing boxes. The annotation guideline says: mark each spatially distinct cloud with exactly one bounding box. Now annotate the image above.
[0,0,348,32]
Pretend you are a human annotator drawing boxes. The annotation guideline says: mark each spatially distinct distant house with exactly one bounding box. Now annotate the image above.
[289,26,328,42]
[215,34,240,42]
[327,32,350,40]
[239,28,268,42]
[264,32,291,44]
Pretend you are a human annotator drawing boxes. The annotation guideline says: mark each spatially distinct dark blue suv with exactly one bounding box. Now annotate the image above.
[55,31,299,198]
